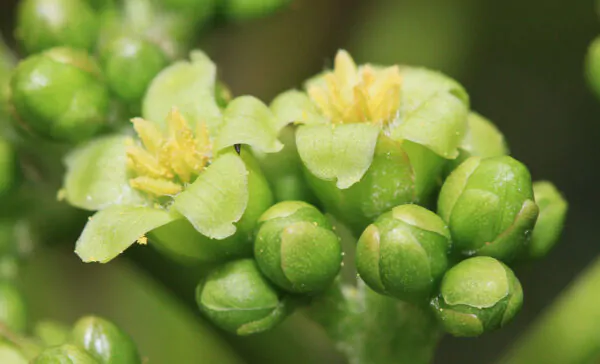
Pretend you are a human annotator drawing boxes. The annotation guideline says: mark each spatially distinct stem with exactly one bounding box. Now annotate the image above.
[500,256,600,364]
[308,280,442,364]
[0,322,42,360]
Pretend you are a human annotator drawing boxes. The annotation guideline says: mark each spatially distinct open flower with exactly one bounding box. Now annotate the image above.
[270,50,469,231]
[61,51,284,263]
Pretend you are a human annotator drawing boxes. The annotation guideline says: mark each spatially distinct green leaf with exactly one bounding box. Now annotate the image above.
[63,135,146,211]
[142,50,222,134]
[173,152,249,239]
[75,205,177,263]
[214,96,284,153]
[296,123,380,189]
[390,67,469,159]
[270,90,328,128]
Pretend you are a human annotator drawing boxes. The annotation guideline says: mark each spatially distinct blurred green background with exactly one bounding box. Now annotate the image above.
[1,0,598,363]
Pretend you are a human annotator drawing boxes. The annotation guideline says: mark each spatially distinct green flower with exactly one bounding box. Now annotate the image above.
[430,256,523,337]
[437,156,539,262]
[526,181,567,259]
[271,50,469,231]
[0,281,27,333]
[98,35,168,105]
[62,51,283,264]
[9,47,110,143]
[33,344,97,364]
[16,0,99,55]
[196,259,293,335]
[254,201,342,294]
[446,112,509,175]
[356,204,451,304]
[71,316,141,364]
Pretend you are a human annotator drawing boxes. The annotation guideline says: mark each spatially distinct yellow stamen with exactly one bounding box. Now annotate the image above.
[307,50,402,126]
[137,235,148,245]
[129,176,183,196]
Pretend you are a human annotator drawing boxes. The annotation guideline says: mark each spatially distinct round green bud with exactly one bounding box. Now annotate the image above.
[356,204,451,304]
[0,138,16,196]
[446,112,508,174]
[431,256,523,337]
[526,181,567,259]
[16,0,99,55]
[196,259,292,335]
[0,281,27,333]
[586,36,600,100]
[33,344,97,364]
[99,36,168,104]
[10,47,110,142]
[437,156,539,262]
[222,0,290,20]
[71,316,141,364]
[254,201,342,294]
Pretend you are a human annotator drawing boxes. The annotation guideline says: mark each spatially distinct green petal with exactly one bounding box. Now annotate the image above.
[173,153,248,239]
[75,205,177,263]
[296,123,380,189]
[214,96,283,153]
[63,135,146,211]
[391,67,469,159]
[270,90,328,128]
[142,50,222,134]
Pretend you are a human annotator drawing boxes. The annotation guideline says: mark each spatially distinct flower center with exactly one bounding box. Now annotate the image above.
[308,50,402,126]
[126,108,212,197]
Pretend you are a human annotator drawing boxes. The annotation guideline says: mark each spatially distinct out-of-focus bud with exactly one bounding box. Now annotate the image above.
[0,281,27,333]
[16,0,99,55]
[98,35,168,105]
[586,36,600,100]
[71,316,141,364]
[10,47,109,142]
[196,259,293,335]
[32,344,98,363]
[438,156,539,262]
[431,256,523,337]
[356,204,451,304]
[526,181,568,259]
[254,201,342,294]
[0,138,16,196]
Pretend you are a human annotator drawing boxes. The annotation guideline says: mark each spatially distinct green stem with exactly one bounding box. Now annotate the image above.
[308,280,441,364]
[500,256,600,364]
[0,322,42,360]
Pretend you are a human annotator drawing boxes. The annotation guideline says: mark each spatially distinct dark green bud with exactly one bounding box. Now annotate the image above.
[446,112,508,174]
[0,138,16,196]
[254,201,342,294]
[10,47,109,142]
[0,281,27,333]
[16,0,99,55]
[526,181,567,259]
[196,259,293,335]
[586,36,600,100]
[431,256,523,337]
[356,204,451,304]
[99,36,168,104]
[71,316,141,364]
[438,156,539,262]
[33,344,98,364]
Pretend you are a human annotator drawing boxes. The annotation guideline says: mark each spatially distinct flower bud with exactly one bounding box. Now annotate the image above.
[33,344,97,364]
[16,0,99,55]
[254,201,342,294]
[356,204,451,304]
[526,181,567,259]
[10,47,110,142]
[438,156,539,262]
[0,281,27,333]
[98,36,168,105]
[71,316,141,364]
[431,256,523,337]
[196,259,293,335]
[446,112,508,174]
